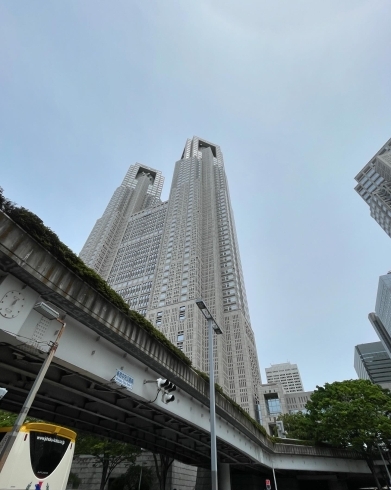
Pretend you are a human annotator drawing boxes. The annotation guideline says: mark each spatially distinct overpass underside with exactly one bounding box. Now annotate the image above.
[0,339,254,470]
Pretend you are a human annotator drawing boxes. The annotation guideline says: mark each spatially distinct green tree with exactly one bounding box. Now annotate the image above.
[277,411,314,441]
[152,454,174,490]
[306,379,391,490]
[0,410,41,427]
[75,435,141,490]
[0,410,17,428]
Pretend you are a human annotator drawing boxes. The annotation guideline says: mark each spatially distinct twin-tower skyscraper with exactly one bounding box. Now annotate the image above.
[80,136,262,418]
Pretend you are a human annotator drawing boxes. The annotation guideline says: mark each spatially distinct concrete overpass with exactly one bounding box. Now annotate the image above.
[0,212,377,489]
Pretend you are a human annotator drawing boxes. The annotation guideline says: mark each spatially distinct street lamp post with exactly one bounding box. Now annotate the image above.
[0,302,66,472]
[195,299,223,490]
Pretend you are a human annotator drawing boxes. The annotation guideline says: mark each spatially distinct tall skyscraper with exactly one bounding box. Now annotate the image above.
[80,137,262,417]
[265,362,304,393]
[80,163,164,281]
[354,138,391,237]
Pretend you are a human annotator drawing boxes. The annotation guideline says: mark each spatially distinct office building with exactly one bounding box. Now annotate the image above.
[354,138,391,237]
[80,164,164,281]
[368,273,391,359]
[284,391,312,414]
[258,382,312,435]
[265,362,304,393]
[80,136,262,417]
[354,341,391,390]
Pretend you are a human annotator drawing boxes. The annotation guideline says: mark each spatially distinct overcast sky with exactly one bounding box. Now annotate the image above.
[1,1,390,391]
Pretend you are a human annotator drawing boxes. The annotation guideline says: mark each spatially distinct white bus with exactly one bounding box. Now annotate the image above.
[0,422,76,490]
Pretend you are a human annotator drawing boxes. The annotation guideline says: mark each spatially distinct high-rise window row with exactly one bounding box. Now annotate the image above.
[265,362,304,393]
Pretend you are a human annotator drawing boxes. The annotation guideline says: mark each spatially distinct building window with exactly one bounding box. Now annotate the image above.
[156,311,162,326]
[179,306,186,321]
[265,397,281,415]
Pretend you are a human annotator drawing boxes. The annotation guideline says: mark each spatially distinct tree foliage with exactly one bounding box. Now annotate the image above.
[280,380,391,490]
[152,454,174,490]
[75,434,141,490]
[0,409,41,427]
[306,380,391,452]
[310,380,391,489]
[277,412,314,442]
[0,410,17,428]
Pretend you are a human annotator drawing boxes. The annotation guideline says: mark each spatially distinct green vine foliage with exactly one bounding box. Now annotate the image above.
[193,369,267,437]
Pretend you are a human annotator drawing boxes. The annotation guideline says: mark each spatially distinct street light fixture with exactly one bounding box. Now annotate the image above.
[0,302,66,472]
[195,299,223,490]
[195,299,223,334]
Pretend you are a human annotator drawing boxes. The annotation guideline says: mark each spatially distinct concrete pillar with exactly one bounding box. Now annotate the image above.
[218,463,231,490]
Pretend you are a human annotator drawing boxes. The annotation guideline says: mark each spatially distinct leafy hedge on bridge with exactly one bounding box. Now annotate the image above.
[194,369,267,437]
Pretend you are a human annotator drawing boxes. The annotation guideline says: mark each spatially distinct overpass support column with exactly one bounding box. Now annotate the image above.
[218,464,231,490]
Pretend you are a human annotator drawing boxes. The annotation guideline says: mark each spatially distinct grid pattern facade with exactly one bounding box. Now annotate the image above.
[284,391,312,414]
[354,341,391,386]
[80,164,164,279]
[373,273,391,356]
[107,203,168,316]
[265,362,304,393]
[80,137,263,418]
[145,137,262,415]
[355,138,391,237]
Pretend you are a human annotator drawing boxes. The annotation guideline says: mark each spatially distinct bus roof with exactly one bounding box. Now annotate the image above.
[0,423,77,442]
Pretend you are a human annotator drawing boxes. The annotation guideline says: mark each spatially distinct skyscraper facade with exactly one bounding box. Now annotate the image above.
[368,273,391,359]
[80,137,262,417]
[265,362,304,393]
[354,138,391,237]
[354,341,391,389]
[80,163,164,281]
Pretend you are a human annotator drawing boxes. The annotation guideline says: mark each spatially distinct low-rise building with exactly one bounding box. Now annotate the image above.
[258,382,313,435]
